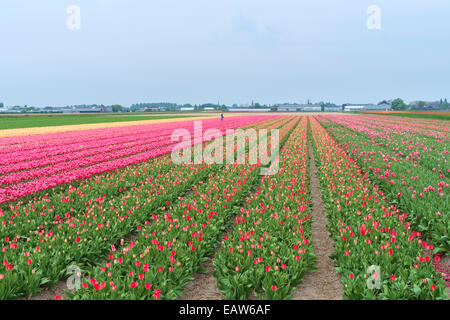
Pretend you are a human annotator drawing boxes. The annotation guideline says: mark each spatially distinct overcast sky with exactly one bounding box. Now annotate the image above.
[0,0,449,107]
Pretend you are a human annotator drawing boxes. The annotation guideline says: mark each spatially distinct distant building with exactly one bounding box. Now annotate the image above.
[276,104,303,112]
[228,108,271,112]
[275,104,322,112]
[142,106,160,112]
[324,106,342,112]
[2,106,22,113]
[56,104,112,113]
[129,102,176,112]
[180,107,195,111]
[343,103,391,112]
[408,100,442,110]
[302,105,322,112]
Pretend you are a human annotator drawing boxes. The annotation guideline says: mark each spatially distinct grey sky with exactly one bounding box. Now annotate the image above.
[0,0,449,107]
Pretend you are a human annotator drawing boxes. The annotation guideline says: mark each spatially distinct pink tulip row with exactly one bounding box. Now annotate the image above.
[0,116,277,203]
[0,138,173,186]
[0,117,268,166]
[328,114,448,140]
[0,127,172,170]
[360,114,450,134]
[0,130,179,176]
[0,123,163,158]
[319,114,449,173]
[0,117,219,150]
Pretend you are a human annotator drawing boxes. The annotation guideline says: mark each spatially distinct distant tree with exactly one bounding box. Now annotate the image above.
[391,98,407,111]
[130,105,140,112]
[20,106,36,113]
[417,101,426,109]
[0,102,3,108]
[110,104,123,112]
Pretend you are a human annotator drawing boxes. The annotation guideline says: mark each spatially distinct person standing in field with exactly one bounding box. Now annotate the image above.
[221,113,224,121]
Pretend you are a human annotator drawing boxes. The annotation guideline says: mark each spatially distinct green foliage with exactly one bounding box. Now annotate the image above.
[110,104,124,112]
[391,98,407,111]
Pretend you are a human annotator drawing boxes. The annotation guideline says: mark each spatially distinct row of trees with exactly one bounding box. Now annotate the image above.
[438,99,450,109]
[1,105,40,113]
[129,103,229,112]
[3,99,449,113]
[391,98,450,111]
[129,102,177,112]
[109,104,125,112]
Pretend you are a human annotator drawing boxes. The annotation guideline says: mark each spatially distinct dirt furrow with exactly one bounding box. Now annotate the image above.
[177,240,226,300]
[292,130,343,300]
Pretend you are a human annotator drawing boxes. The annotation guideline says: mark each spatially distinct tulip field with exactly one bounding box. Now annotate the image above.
[0,114,448,300]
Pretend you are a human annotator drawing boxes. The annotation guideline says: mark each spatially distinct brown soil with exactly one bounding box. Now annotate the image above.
[291,138,343,300]
[440,255,450,298]
[177,254,225,300]
[177,177,263,301]
[18,280,70,300]
[177,225,228,300]
[21,231,141,300]
[178,170,265,300]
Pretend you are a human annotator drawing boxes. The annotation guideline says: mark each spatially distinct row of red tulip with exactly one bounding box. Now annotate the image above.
[317,115,449,253]
[213,116,316,299]
[65,117,299,299]
[310,116,447,299]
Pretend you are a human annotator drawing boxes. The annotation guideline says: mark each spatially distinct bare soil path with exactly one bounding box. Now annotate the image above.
[177,252,225,300]
[177,218,232,300]
[19,280,69,300]
[291,136,343,300]
[440,255,450,298]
